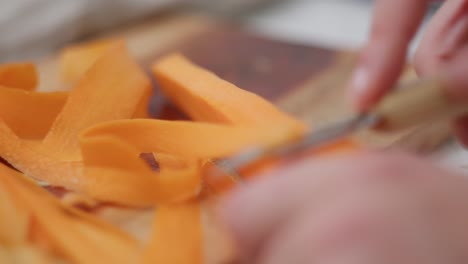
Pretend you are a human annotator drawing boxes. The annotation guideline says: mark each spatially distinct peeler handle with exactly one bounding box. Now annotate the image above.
[372,78,468,132]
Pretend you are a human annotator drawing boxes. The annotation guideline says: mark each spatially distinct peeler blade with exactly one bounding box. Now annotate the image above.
[212,113,381,182]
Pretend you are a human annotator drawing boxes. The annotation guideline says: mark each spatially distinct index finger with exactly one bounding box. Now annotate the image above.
[349,0,430,110]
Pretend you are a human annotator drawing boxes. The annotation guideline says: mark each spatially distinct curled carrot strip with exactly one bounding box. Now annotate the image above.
[77,118,296,205]
[79,135,201,206]
[0,86,67,139]
[132,86,153,118]
[0,245,53,263]
[0,43,151,187]
[0,178,29,246]
[81,119,297,159]
[0,63,37,91]
[60,39,120,83]
[43,42,151,158]
[74,116,299,205]
[0,164,141,264]
[59,38,152,118]
[144,202,203,264]
[0,120,82,187]
[152,53,305,132]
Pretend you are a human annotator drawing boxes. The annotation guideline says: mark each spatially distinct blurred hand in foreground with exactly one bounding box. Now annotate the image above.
[348,0,468,145]
[220,152,468,263]
[219,1,468,263]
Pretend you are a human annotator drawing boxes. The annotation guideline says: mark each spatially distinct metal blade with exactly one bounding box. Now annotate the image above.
[212,113,381,181]
[270,113,381,157]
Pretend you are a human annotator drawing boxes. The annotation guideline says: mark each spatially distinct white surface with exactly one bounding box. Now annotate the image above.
[246,0,468,170]
[246,0,430,57]
[0,0,178,61]
[430,142,468,174]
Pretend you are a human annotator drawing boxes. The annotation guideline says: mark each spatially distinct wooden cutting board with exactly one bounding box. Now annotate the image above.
[37,11,452,154]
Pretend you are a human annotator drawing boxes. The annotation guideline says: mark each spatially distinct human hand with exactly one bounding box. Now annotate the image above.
[348,0,468,144]
[219,152,468,263]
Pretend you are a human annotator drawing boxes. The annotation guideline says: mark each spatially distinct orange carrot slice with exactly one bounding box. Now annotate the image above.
[144,202,203,264]
[43,43,151,158]
[132,85,153,118]
[0,86,67,139]
[0,63,37,91]
[0,118,201,206]
[0,245,54,264]
[0,43,150,187]
[59,38,154,118]
[81,119,297,159]
[0,120,80,187]
[307,138,359,156]
[0,180,29,246]
[76,118,297,205]
[152,54,305,132]
[79,135,201,206]
[60,39,120,83]
[0,164,141,264]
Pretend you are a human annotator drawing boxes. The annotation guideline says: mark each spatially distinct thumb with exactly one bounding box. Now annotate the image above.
[444,47,468,146]
[442,47,468,100]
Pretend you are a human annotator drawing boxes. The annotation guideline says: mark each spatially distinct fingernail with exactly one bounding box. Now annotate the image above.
[348,66,370,109]
[349,67,369,98]
[443,55,468,100]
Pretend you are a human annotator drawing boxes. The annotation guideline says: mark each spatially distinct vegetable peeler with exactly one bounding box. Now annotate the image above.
[213,77,468,182]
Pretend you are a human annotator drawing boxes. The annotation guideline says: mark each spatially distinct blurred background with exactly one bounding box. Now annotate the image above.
[0,0,442,61]
[3,0,464,171]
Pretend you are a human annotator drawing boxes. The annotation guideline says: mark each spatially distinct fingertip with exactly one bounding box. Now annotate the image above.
[347,66,372,111]
[443,47,468,100]
[347,67,387,112]
[346,47,399,112]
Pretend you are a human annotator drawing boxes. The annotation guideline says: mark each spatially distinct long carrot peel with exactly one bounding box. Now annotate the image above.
[0,163,141,264]
[0,245,54,264]
[0,86,67,139]
[0,62,37,91]
[152,53,306,133]
[133,85,153,118]
[81,119,297,159]
[79,135,201,206]
[0,175,29,246]
[143,202,203,264]
[0,119,83,193]
[0,182,52,264]
[0,43,151,186]
[73,117,299,205]
[59,38,153,118]
[60,38,121,83]
[75,117,298,205]
[43,42,151,158]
